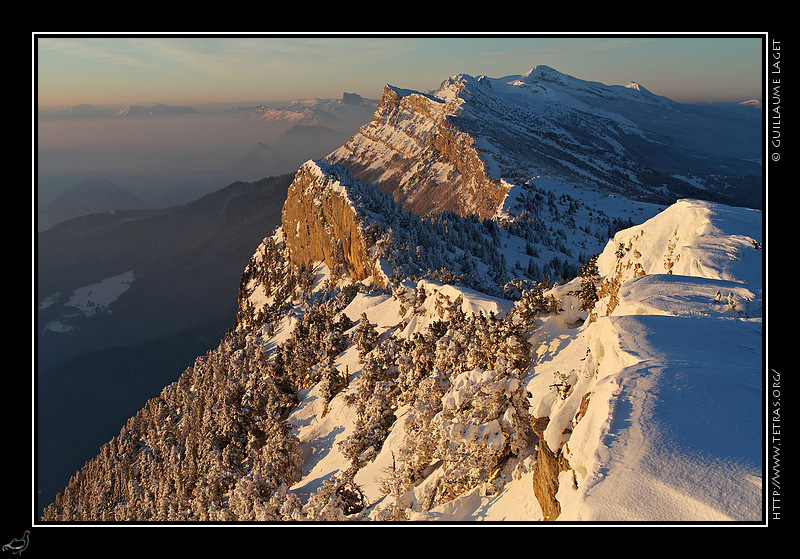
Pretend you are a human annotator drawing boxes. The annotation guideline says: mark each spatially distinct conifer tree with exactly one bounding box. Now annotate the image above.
[352,312,379,360]
[319,358,348,414]
[579,254,600,311]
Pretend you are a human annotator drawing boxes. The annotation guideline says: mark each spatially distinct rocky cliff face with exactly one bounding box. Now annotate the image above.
[330,68,762,217]
[326,84,510,220]
[281,161,378,283]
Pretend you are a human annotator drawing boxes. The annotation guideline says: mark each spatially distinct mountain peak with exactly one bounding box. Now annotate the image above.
[328,83,505,219]
[623,80,660,99]
[329,63,761,222]
[522,64,563,78]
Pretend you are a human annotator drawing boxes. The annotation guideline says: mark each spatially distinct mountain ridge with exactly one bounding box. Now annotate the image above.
[39,65,763,523]
[37,178,154,232]
[327,67,761,222]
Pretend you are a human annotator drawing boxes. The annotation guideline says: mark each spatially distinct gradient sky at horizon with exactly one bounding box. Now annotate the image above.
[35,33,765,108]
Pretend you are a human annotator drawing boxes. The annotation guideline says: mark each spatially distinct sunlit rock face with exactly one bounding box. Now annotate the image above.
[280,161,375,282]
[326,84,509,220]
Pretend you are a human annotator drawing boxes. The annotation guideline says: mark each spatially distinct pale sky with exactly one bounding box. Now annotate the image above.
[34,33,765,109]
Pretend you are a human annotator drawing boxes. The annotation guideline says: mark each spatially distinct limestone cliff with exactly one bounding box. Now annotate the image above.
[280,160,379,284]
[326,84,509,220]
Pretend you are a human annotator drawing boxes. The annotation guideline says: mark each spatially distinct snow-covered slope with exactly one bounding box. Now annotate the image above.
[270,197,763,522]
[39,66,764,525]
[222,189,763,523]
[527,199,763,521]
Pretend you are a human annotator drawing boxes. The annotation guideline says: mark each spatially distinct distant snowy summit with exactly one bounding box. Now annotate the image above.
[497,64,670,105]
[244,93,377,129]
[739,99,762,108]
[40,102,199,119]
[45,103,116,119]
[40,92,376,121]
[623,80,663,100]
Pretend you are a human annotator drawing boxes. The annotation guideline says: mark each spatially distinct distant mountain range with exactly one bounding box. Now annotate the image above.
[37,93,379,223]
[115,103,199,117]
[40,93,378,121]
[42,102,199,119]
[37,179,153,232]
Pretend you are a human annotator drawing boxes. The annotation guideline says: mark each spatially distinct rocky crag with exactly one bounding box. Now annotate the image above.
[327,84,510,219]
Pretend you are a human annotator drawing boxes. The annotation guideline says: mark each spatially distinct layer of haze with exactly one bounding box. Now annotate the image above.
[37,112,298,208]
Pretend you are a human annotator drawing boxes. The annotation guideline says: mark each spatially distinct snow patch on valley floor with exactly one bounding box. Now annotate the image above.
[41,270,136,333]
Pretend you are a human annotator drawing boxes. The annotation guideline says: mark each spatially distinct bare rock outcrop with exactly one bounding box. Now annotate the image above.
[280,161,378,283]
[530,416,571,521]
[531,390,593,521]
[326,84,509,220]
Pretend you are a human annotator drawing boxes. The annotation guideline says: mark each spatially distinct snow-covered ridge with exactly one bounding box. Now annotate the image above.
[432,67,759,208]
[524,198,762,521]
[597,198,762,281]
[531,310,762,521]
[594,198,762,318]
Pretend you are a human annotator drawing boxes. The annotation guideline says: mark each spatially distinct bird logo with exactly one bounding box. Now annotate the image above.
[2,531,29,555]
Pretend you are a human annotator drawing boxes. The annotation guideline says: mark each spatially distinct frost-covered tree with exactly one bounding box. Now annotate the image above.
[340,378,398,469]
[302,475,367,520]
[41,325,305,522]
[578,254,600,311]
[395,332,437,406]
[352,312,379,360]
[394,368,448,489]
[427,364,532,506]
[376,452,412,520]
[510,279,560,331]
[318,358,348,415]
[392,352,532,512]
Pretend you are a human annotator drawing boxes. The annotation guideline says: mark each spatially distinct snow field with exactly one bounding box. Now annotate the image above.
[284,196,762,521]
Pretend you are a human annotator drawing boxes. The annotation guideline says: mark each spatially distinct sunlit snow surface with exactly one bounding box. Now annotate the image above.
[281,198,762,522]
